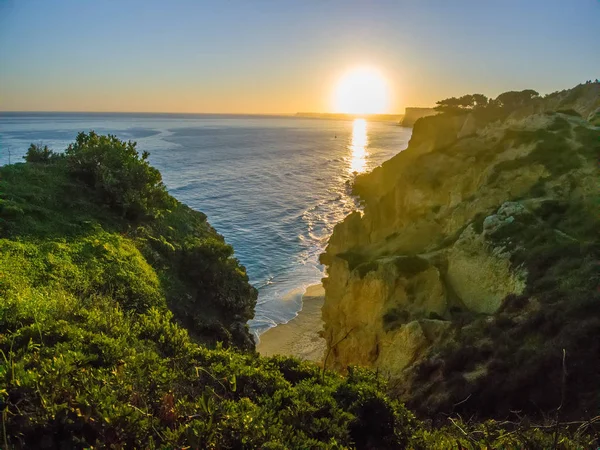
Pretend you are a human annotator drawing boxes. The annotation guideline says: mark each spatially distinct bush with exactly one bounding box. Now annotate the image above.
[383,307,410,331]
[547,116,571,133]
[556,108,581,117]
[65,131,174,220]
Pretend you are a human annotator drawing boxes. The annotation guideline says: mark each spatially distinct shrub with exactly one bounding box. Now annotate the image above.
[65,131,174,220]
[383,307,410,331]
[556,108,581,117]
[356,260,378,278]
[547,116,571,133]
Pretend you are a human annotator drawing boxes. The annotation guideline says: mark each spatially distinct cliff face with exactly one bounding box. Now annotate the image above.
[321,83,600,419]
[399,107,438,127]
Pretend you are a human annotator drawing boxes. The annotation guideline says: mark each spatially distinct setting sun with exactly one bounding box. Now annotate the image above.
[332,67,390,114]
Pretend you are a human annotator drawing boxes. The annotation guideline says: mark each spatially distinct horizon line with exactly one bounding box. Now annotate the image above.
[0,110,408,116]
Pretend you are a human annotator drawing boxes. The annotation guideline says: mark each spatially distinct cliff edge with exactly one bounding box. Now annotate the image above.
[321,82,600,419]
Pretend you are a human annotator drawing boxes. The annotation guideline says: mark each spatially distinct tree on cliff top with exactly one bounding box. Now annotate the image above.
[492,89,540,109]
[434,89,539,116]
[434,93,488,113]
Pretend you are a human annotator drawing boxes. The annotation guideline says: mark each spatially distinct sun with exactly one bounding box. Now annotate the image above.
[332,67,390,114]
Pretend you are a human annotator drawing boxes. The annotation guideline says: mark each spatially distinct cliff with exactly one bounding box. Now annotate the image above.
[399,107,438,127]
[321,82,600,420]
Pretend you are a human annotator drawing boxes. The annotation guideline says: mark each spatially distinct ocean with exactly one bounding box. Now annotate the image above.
[0,112,412,337]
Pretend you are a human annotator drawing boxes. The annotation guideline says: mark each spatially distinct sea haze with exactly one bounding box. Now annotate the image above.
[0,112,412,337]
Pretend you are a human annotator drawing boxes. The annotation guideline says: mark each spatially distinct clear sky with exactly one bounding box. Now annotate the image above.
[0,0,598,113]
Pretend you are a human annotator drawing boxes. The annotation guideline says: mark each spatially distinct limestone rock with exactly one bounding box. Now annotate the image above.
[320,84,600,414]
[446,224,525,314]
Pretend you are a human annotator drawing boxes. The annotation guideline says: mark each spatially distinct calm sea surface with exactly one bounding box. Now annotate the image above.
[0,113,411,337]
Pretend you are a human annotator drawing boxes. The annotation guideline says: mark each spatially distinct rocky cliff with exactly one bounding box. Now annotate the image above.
[399,107,438,127]
[321,82,600,419]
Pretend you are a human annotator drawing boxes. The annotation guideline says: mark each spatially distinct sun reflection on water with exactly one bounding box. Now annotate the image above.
[349,118,368,174]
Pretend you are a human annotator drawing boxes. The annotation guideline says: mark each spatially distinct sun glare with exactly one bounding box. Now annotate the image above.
[333,67,390,115]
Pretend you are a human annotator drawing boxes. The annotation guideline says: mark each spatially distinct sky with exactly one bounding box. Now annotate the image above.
[0,0,598,114]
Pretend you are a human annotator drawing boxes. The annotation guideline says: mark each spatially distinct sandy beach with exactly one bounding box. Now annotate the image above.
[256,284,326,362]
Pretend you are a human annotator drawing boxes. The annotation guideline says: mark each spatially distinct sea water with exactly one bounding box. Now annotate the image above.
[0,112,411,337]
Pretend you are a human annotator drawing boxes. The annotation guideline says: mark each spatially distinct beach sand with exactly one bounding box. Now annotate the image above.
[256,284,326,362]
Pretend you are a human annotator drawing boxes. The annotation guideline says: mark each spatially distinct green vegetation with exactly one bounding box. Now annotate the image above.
[64,131,174,221]
[0,132,257,348]
[408,195,600,426]
[0,133,594,448]
[355,261,379,278]
[547,116,571,133]
[574,125,600,158]
[383,307,410,331]
[488,119,581,184]
[493,89,540,109]
[23,143,61,164]
[434,94,489,114]
[434,89,539,115]
[556,108,582,117]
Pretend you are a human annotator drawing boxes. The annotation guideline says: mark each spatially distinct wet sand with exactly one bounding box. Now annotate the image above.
[256,284,326,362]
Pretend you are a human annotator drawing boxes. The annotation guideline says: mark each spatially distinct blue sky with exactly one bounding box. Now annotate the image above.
[0,0,598,113]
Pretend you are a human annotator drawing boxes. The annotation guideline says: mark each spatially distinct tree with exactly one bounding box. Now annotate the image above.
[434,94,488,113]
[471,94,488,108]
[23,143,60,163]
[434,96,470,114]
[494,89,540,109]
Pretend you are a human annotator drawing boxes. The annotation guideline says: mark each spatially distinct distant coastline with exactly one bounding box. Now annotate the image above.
[398,107,437,127]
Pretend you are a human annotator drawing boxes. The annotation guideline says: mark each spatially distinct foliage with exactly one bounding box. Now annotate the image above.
[488,119,579,183]
[64,131,174,220]
[556,108,581,117]
[434,94,488,114]
[383,307,410,331]
[434,89,539,115]
[408,194,600,424]
[494,89,540,109]
[411,418,596,450]
[23,144,61,163]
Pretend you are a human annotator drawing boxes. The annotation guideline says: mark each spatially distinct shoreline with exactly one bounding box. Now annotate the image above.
[256,283,326,362]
